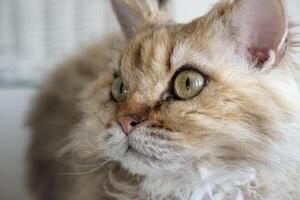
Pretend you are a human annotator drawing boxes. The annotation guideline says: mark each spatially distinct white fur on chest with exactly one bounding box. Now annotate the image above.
[107,167,261,200]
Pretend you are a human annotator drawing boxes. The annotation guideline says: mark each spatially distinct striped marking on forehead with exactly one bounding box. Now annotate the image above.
[124,28,175,73]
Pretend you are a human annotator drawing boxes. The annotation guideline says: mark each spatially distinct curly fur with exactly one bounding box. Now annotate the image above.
[27,0,300,199]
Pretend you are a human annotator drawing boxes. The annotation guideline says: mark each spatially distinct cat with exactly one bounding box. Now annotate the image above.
[27,0,300,199]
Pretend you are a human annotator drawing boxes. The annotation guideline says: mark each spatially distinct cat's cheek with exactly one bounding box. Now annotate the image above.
[101,126,128,160]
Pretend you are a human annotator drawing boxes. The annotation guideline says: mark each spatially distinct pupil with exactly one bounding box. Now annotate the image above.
[185,77,191,89]
[119,83,124,94]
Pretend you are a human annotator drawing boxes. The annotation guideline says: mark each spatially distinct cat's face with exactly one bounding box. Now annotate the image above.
[75,0,298,176]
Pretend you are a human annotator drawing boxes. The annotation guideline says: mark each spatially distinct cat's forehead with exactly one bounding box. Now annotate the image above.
[117,28,172,103]
[119,22,225,83]
[121,27,174,72]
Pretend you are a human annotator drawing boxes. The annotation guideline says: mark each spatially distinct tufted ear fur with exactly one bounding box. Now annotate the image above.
[111,0,172,39]
[229,0,288,68]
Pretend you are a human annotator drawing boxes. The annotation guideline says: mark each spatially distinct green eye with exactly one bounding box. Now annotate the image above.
[111,77,128,102]
[174,70,205,99]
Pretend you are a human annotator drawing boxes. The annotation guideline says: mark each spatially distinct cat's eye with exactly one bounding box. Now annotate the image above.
[174,70,205,99]
[111,77,128,102]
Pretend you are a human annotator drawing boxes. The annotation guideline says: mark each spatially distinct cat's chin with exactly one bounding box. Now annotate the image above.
[119,148,183,176]
[121,141,187,176]
[104,126,184,176]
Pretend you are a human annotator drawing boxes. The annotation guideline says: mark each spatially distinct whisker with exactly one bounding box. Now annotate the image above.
[64,159,107,168]
[59,159,111,176]
[93,101,106,127]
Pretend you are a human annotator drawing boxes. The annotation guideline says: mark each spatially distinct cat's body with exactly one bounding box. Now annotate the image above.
[27,37,117,200]
[28,0,300,199]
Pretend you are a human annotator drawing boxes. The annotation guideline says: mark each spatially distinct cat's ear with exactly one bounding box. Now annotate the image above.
[111,0,139,38]
[229,0,288,67]
[111,0,172,39]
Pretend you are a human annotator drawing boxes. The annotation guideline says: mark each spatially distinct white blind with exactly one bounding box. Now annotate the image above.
[0,0,119,87]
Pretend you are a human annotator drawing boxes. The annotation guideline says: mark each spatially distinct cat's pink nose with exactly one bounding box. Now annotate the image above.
[118,115,144,136]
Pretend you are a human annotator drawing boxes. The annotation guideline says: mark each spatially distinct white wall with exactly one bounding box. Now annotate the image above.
[174,0,217,22]
[0,89,33,200]
[0,1,299,200]
[174,0,300,23]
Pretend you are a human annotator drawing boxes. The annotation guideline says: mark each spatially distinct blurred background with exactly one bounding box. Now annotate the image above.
[0,0,299,199]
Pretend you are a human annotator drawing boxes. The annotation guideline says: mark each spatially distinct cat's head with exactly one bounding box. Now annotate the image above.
[73,0,300,177]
